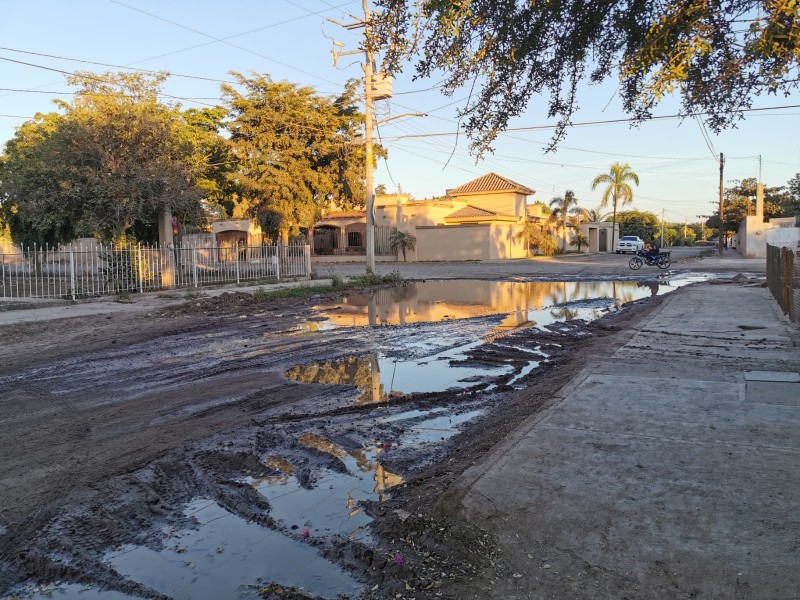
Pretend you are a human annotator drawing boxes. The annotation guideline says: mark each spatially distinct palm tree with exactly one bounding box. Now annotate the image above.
[548,190,582,253]
[584,207,611,222]
[570,231,589,252]
[591,163,640,251]
[389,229,416,262]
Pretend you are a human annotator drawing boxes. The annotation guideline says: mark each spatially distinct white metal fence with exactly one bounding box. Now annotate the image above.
[0,243,311,299]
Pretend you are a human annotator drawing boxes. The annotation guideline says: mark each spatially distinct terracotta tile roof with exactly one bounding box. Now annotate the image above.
[445,205,497,219]
[321,210,366,219]
[448,172,535,196]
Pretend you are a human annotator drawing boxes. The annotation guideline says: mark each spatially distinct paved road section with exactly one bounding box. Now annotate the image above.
[453,283,800,599]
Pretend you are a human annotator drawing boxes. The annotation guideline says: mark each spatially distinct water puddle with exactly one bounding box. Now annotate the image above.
[285,345,512,402]
[100,499,362,600]
[302,279,677,330]
[250,437,403,544]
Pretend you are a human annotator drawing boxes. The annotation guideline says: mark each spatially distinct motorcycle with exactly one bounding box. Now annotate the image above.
[629,249,671,270]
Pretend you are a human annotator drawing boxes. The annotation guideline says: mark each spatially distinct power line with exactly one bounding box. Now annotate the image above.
[383,104,800,140]
[0,46,239,85]
[106,0,344,87]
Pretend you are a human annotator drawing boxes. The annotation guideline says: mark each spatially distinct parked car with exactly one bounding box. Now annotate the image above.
[615,235,645,254]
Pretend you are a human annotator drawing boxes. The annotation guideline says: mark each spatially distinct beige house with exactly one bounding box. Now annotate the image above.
[736,183,799,258]
[312,173,540,262]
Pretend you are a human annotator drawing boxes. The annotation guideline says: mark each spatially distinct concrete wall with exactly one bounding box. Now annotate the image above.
[415,224,491,261]
[739,216,800,258]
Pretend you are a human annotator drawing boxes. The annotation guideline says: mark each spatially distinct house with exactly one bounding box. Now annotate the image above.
[312,173,542,262]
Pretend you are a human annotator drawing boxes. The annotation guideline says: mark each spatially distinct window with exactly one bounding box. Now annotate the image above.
[348,231,363,247]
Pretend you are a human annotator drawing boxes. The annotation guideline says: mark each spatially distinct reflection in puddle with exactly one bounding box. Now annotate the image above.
[286,347,513,400]
[17,584,136,600]
[252,438,403,543]
[104,499,361,600]
[305,279,672,330]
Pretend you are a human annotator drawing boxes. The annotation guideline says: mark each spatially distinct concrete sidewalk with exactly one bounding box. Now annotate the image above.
[455,283,800,599]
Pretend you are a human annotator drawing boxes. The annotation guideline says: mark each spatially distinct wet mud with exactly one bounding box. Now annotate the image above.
[0,277,698,599]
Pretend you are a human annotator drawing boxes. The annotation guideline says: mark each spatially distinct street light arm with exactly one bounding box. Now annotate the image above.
[374,113,427,125]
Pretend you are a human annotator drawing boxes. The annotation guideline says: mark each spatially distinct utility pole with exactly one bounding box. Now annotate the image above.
[718,152,725,258]
[660,208,666,248]
[328,0,390,275]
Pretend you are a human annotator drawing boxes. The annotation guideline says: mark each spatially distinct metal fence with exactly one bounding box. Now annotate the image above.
[766,243,800,325]
[0,243,311,300]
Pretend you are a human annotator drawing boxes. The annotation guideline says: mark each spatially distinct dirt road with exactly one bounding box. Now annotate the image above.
[0,258,774,599]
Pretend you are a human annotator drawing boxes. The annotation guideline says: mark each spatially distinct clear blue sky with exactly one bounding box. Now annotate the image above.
[1,0,798,224]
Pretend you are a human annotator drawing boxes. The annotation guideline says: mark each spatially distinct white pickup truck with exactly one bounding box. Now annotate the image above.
[615,235,645,254]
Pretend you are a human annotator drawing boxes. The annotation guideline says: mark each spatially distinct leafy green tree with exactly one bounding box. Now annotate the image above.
[375,183,388,195]
[223,74,376,244]
[389,228,416,261]
[616,209,660,241]
[548,190,582,253]
[183,107,238,222]
[0,72,204,245]
[375,1,800,153]
[591,163,640,250]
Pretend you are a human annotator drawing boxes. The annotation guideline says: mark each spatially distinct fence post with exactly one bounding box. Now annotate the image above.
[304,244,312,278]
[783,247,793,316]
[69,250,77,301]
[192,248,198,287]
[235,252,240,284]
[137,245,144,294]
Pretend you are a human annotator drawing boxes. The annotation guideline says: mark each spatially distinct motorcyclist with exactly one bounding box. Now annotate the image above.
[644,240,660,261]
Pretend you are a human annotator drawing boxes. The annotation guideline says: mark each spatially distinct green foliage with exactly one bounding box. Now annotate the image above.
[222,75,377,242]
[516,222,558,257]
[389,228,417,261]
[705,177,792,233]
[616,210,660,241]
[0,72,205,245]
[375,1,800,153]
[348,271,403,287]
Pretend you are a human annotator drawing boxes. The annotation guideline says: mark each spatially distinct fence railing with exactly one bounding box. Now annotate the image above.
[766,243,800,326]
[0,243,311,300]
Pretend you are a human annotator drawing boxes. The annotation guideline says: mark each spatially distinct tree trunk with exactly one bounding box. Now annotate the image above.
[611,194,618,251]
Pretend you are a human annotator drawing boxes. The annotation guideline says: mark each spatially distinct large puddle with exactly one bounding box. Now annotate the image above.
[288,278,705,399]
[302,279,683,330]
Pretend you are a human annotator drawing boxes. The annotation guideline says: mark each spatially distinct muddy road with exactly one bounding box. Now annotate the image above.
[0,274,722,599]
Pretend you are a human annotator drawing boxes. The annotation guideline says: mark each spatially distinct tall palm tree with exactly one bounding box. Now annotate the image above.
[591,163,640,250]
[548,190,581,253]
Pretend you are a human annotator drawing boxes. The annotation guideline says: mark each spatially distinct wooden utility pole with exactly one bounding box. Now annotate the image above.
[660,208,666,248]
[362,0,375,274]
[718,152,725,257]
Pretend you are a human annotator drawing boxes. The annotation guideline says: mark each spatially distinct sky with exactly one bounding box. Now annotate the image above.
[1,0,799,225]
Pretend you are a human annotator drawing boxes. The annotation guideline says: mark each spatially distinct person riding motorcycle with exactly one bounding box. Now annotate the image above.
[644,241,660,261]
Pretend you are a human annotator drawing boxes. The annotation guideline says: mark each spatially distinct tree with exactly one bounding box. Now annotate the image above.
[0,72,205,245]
[223,74,376,244]
[584,208,611,222]
[548,190,581,253]
[570,231,589,253]
[591,163,640,250]
[375,1,800,154]
[704,177,790,234]
[516,222,558,257]
[375,183,388,195]
[389,228,416,261]
[785,173,800,218]
[616,209,660,242]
